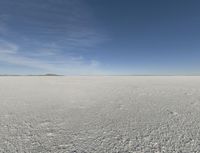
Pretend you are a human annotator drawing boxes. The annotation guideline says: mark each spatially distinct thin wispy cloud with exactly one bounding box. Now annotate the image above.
[0,14,9,35]
[2,0,198,75]
[3,0,107,48]
[0,40,103,74]
[0,0,108,74]
[0,39,18,54]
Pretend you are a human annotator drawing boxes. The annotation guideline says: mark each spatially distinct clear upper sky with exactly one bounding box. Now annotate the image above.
[0,0,200,75]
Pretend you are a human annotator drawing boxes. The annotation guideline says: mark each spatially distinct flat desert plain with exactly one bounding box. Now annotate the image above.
[1,76,200,153]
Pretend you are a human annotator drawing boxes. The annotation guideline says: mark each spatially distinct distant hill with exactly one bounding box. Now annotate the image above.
[43,74,64,76]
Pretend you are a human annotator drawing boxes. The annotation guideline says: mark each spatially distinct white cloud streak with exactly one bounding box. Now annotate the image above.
[2,0,108,50]
[0,0,108,74]
[0,39,18,54]
[0,40,103,74]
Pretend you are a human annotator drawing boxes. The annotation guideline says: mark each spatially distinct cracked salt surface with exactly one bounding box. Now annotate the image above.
[0,76,200,152]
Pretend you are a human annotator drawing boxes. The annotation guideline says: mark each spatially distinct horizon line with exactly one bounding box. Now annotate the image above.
[1,74,200,76]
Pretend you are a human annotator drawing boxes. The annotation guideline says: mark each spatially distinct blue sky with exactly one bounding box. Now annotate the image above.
[0,0,200,75]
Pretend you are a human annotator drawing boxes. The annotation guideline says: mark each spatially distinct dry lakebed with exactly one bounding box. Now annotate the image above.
[0,76,200,153]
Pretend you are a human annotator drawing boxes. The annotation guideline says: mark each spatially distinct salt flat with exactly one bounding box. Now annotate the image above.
[0,76,200,152]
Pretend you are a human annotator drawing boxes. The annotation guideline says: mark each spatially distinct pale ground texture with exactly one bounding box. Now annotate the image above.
[1,76,200,153]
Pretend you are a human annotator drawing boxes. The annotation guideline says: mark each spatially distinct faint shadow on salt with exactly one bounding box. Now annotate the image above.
[166,109,179,116]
